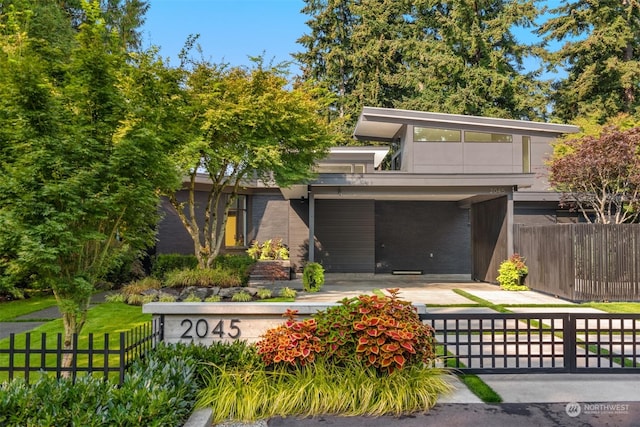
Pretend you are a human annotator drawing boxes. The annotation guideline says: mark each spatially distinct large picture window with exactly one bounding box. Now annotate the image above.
[225,195,247,247]
[413,127,461,142]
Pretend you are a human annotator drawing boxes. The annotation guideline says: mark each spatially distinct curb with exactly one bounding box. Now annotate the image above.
[183,408,213,427]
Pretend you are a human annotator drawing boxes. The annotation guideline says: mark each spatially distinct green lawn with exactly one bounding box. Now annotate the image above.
[0,295,59,322]
[587,302,640,313]
[0,302,150,382]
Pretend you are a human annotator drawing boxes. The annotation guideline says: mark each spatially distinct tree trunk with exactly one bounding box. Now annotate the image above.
[54,290,90,378]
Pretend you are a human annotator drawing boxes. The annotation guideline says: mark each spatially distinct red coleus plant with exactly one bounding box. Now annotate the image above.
[314,288,436,374]
[348,289,436,373]
[256,309,324,367]
[256,290,436,374]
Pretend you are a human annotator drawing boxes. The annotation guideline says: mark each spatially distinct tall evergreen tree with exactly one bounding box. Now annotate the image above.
[398,0,547,120]
[296,0,548,141]
[296,0,359,141]
[538,0,640,122]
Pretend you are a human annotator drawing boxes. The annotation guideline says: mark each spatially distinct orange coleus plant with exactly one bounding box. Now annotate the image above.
[313,288,436,373]
[256,309,324,367]
[348,289,436,373]
[256,290,436,374]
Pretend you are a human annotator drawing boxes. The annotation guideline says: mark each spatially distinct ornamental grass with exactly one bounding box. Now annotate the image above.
[197,358,453,423]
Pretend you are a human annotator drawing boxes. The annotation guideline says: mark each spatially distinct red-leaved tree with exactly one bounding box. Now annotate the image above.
[548,126,640,224]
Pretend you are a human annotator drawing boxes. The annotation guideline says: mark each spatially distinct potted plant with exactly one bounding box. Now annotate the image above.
[497,253,529,291]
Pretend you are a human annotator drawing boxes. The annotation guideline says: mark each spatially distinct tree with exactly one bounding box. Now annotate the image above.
[397,0,548,120]
[538,0,640,122]
[296,0,548,140]
[167,59,335,269]
[295,0,358,142]
[0,0,180,365]
[548,126,640,224]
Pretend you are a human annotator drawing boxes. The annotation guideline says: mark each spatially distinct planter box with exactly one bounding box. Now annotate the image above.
[143,302,427,345]
[249,259,291,281]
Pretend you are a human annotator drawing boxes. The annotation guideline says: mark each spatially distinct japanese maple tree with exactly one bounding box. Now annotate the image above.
[548,126,640,224]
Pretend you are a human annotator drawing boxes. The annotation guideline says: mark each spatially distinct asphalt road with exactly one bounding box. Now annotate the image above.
[267,402,640,427]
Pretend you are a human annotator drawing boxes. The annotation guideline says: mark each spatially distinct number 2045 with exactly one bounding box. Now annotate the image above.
[180,318,241,340]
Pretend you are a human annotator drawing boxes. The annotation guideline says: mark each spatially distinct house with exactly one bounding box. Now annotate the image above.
[156,107,579,282]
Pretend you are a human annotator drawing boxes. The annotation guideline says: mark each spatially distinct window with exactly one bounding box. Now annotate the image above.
[522,136,531,173]
[225,195,247,247]
[315,164,366,173]
[464,131,513,143]
[413,127,461,142]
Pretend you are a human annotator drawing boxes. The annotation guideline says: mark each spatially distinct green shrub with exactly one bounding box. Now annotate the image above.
[164,268,242,288]
[0,350,199,426]
[153,342,261,384]
[302,262,325,292]
[231,291,252,302]
[141,294,156,304]
[151,253,198,279]
[497,253,529,291]
[213,254,255,276]
[279,287,297,299]
[256,288,272,299]
[205,295,222,302]
[246,238,289,260]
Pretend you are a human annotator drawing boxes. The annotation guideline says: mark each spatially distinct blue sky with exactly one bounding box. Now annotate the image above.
[142,0,308,69]
[142,0,563,77]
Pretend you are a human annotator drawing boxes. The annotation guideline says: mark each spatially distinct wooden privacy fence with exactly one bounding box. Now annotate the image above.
[0,319,162,385]
[514,224,640,302]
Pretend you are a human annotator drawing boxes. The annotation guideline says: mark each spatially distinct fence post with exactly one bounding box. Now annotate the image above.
[24,332,31,383]
[8,334,15,381]
[119,332,126,385]
[564,314,576,373]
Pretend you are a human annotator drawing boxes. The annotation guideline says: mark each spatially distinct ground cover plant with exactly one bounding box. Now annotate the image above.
[0,347,199,427]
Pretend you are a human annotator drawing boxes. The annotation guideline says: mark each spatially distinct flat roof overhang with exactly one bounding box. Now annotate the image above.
[280,172,534,203]
[353,106,580,142]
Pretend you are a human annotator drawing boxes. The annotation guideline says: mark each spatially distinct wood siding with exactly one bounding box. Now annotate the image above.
[471,197,508,282]
[515,224,640,302]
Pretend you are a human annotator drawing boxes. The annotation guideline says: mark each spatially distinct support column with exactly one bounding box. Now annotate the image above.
[506,191,514,257]
[308,187,315,263]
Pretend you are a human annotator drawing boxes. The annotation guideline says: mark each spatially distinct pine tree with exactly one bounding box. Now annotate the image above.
[296,0,548,140]
[539,0,640,122]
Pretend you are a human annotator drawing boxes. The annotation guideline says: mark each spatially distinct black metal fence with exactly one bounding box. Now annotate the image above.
[0,319,162,384]
[421,312,640,374]
[514,224,640,301]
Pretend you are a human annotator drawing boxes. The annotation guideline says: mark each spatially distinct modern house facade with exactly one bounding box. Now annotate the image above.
[156,107,580,282]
